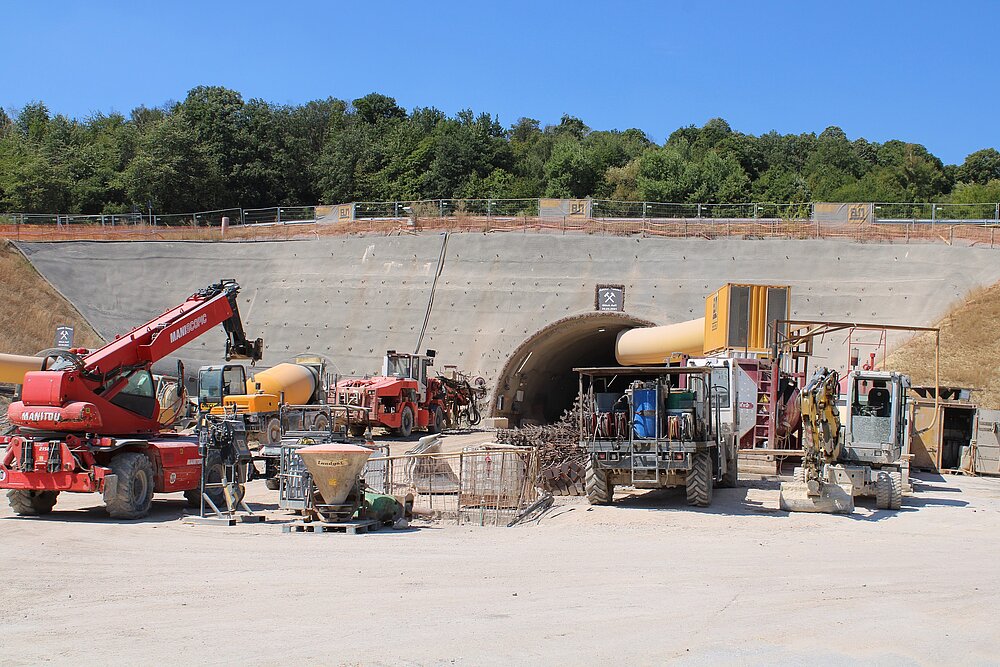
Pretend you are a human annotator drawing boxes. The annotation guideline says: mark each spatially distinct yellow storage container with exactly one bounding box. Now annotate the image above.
[704,284,790,355]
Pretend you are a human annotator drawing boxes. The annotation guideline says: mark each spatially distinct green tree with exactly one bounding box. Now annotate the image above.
[956,148,1000,185]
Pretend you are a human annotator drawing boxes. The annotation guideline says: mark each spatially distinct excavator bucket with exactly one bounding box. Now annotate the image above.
[779,481,855,514]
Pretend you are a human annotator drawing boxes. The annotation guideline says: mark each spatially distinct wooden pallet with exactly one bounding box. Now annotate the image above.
[282,519,379,535]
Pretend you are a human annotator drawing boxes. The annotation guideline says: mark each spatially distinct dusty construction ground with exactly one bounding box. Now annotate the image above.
[1,443,998,665]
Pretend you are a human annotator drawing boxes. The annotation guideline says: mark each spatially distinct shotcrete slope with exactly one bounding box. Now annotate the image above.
[16,236,1000,411]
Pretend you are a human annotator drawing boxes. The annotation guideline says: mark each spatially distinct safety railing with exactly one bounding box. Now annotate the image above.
[8,199,1000,227]
[366,447,540,526]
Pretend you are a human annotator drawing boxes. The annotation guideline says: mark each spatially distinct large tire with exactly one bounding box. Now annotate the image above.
[718,441,739,488]
[584,456,613,505]
[310,412,330,432]
[264,417,282,445]
[888,471,903,510]
[7,489,59,516]
[872,471,905,511]
[396,406,414,438]
[105,452,156,519]
[686,450,713,507]
[427,406,445,435]
[185,452,246,510]
[875,472,892,510]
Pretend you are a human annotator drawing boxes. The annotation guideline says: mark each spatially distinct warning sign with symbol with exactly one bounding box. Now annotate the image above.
[55,326,74,349]
[595,284,625,312]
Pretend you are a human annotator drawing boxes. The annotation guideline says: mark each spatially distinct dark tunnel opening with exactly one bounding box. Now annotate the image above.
[492,313,654,426]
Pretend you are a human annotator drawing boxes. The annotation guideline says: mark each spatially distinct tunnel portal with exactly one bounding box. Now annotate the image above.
[492,312,654,426]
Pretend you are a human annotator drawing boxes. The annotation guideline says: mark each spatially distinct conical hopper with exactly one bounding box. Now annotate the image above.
[297,443,373,506]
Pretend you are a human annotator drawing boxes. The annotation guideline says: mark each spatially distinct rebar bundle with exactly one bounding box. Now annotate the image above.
[495,401,586,495]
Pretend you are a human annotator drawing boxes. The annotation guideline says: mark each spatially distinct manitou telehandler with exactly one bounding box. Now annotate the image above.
[0,279,263,519]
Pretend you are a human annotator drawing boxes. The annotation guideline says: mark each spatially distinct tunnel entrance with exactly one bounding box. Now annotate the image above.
[492,312,654,426]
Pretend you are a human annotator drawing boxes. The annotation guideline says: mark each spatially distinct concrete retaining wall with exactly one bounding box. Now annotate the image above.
[17,235,1000,407]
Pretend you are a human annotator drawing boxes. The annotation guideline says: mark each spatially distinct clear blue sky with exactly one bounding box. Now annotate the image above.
[2,0,996,165]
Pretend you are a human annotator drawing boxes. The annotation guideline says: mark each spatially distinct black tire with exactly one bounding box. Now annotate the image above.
[686,450,713,507]
[200,451,246,510]
[311,413,330,432]
[427,406,445,434]
[105,452,156,519]
[718,440,739,488]
[264,417,282,445]
[584,456,613,505]
[7,489,59,516]
[265,477,281,491]
[886,471,903,510]
[396,406,414,438]
[875,471,901,510]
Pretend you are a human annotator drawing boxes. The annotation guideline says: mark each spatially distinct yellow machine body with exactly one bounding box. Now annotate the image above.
[213,393,280,415]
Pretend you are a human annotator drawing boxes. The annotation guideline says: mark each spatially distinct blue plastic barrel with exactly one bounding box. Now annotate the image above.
[633,389,657,438]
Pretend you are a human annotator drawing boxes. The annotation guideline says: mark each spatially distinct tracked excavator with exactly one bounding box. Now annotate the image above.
[0,279,263,519]
[779,367,908,513]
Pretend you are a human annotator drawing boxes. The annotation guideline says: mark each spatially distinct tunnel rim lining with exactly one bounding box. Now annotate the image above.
[490,311,656,419]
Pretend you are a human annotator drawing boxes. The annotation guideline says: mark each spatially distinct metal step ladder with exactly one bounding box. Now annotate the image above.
[630,440,661,484]
[753,363,773,449]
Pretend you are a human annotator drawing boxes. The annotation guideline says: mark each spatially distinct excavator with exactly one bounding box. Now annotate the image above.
[0,279,263,519]
[779,367,907,513]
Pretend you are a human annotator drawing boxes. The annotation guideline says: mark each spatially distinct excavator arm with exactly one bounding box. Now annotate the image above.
[779,366,854,513]
[799,367,842,490]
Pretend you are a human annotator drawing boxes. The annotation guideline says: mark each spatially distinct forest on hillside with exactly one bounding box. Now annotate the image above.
[2,86,1000,215]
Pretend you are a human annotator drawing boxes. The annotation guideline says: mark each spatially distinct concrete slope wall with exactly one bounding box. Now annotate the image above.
[17,236,1000,412]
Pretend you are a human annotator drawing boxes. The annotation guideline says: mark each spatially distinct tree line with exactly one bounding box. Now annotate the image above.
[1,85,999,215]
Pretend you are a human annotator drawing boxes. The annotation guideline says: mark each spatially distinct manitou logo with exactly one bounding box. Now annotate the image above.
[22,411,61,422]
[169,314,209,344]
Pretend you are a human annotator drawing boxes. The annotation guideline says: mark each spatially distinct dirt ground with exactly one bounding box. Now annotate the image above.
[2,435,999,665]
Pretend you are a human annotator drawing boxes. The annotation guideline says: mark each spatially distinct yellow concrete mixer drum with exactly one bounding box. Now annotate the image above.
[247,362,319,405]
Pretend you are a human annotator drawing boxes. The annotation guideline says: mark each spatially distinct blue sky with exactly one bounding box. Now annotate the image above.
[1,1,996,164]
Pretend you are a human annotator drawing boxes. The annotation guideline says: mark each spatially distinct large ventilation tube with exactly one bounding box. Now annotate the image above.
[615,318,705,365]
[0,353,48,385]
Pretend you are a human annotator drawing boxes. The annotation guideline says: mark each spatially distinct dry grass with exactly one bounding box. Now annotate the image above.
[886,281,1000,408]
[0,240,103,356]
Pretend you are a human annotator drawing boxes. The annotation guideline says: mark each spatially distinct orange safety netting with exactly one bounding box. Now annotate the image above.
[2,217,999,248]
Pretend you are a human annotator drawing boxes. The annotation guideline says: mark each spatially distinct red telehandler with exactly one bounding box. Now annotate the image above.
[0,279,263,519]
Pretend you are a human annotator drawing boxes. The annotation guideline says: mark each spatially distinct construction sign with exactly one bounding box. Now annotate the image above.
[813,202,873,225]
[596,284,625,312]
[540,198,591,219]
[55,326,74,349]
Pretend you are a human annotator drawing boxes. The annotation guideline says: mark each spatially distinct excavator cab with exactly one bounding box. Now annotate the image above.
[198,364,247,414]
[843,371,910,466]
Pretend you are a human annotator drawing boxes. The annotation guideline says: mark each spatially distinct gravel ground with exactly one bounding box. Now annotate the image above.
[1,440,998,666]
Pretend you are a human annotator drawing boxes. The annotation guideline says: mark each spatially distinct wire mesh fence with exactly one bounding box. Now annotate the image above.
[364,447,540,526]
[3,198,1000,247]
[874,202,1000,224]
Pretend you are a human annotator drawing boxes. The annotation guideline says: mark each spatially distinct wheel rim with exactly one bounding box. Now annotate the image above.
[132,470,148,505]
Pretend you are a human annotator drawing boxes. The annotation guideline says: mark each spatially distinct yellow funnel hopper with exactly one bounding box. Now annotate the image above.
[297,443,373,506]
